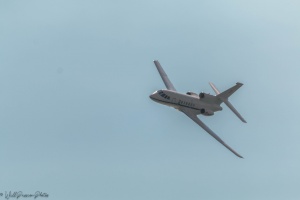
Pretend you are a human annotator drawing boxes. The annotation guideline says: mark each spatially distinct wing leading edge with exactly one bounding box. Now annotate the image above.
[153,60,176,91]
[181,108,243,158]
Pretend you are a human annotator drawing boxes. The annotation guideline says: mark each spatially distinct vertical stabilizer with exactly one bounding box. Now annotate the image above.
[209,82,247,123]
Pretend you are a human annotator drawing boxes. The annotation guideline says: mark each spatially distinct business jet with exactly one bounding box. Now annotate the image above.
[149,60,246,158]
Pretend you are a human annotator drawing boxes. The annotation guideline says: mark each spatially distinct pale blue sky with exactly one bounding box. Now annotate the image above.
[1,0,300,199]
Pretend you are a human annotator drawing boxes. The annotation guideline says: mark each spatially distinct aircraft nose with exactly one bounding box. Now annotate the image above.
[149,94,154,100]
[150,91,158,100]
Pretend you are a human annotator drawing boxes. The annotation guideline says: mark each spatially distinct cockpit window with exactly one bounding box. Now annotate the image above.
[158,91,170,100]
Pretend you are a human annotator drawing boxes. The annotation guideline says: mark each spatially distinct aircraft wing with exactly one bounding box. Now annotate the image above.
[180,108,243,158]
[153,60,176,91]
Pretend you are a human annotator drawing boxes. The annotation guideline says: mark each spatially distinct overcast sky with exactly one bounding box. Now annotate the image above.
[1,0,300,199]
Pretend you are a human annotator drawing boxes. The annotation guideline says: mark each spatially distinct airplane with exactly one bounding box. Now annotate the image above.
[149,60,246,158]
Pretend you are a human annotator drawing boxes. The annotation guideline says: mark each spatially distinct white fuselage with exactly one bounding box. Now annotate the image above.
[149,89,222,116]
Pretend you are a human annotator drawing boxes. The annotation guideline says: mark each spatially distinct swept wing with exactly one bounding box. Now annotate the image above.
[181,108,243,158]
[153,60,176,91]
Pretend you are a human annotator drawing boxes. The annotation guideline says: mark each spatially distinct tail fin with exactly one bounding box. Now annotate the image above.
[209,82,247,123]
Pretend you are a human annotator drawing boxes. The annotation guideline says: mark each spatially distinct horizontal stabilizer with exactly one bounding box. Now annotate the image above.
[210,82,247,123]
[209,82,220,95]
[222,99,247,123]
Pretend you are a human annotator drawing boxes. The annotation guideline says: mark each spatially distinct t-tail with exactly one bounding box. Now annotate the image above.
[209,82,247,123]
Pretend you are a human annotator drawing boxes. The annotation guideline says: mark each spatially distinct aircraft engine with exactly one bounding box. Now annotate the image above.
[199,92,205,98]
[200,108,214,116]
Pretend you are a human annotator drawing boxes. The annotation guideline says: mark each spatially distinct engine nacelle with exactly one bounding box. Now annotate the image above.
[186,91,198,97]
[199,92,205,98]
[199,92,219,103]
[200,108,214,116]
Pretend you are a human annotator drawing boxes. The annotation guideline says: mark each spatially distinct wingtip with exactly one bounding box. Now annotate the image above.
[241,118,247,123]
[235,152,244,158]
[234,151,244,158]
